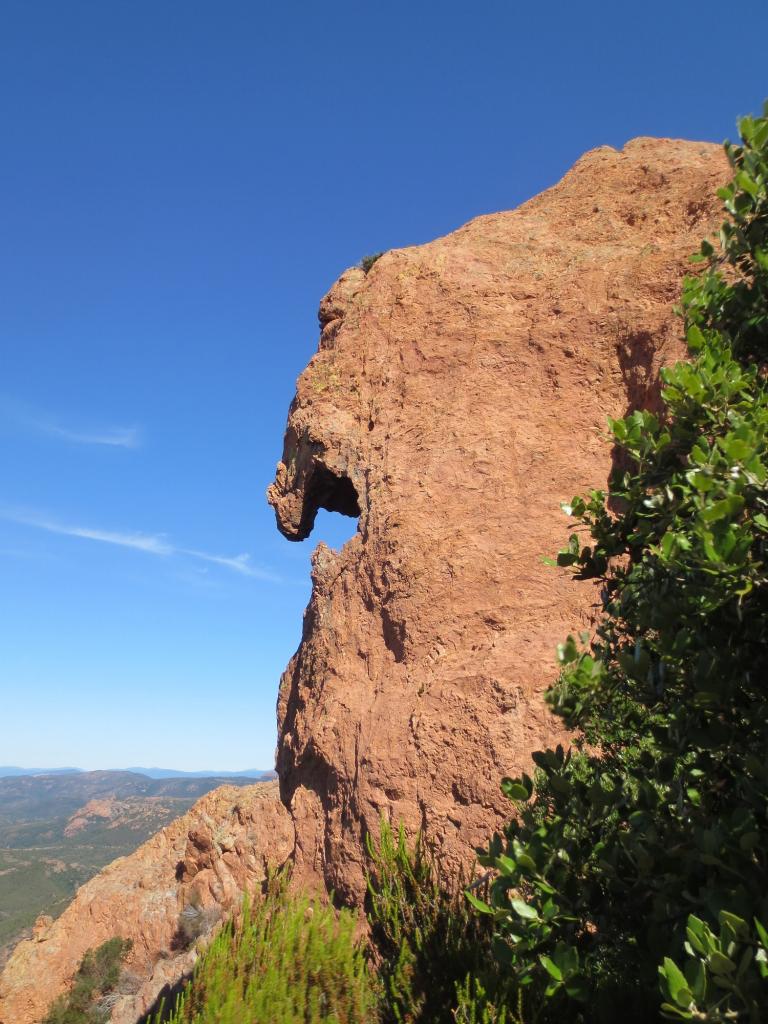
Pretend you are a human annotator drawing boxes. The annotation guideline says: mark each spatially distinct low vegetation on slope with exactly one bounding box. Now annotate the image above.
[149,827,507,1024]
[152,873,379,1024]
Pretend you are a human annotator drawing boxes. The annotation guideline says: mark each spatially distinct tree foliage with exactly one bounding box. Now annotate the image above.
[43,937,133,1024]
[472,105,768,1022]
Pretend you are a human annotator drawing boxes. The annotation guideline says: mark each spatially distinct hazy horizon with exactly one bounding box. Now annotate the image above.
[0,765,275,774]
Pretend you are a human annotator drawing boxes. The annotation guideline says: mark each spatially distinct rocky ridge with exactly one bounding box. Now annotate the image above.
[0,782,293,1024]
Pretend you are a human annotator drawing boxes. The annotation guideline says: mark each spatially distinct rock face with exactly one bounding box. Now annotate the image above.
[0,782,293,1024]
[268,138,729,903]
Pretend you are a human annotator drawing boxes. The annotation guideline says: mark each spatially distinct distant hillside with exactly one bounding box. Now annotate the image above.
[0,766,274,779]
[0,770,262,967]
[124,767,275,779]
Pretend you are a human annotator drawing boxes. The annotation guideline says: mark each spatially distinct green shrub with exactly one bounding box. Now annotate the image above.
[155,828,518,1024]
[454,975,523,1024]
[155,872,379,1024]
[43,936,133,1024]
[659,912,768,1021]
[365,820,519,1024]
[359,251,384,273]
[469,104,768,1023]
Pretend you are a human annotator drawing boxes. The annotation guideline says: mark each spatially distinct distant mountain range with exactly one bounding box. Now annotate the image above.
[0,766,275,779]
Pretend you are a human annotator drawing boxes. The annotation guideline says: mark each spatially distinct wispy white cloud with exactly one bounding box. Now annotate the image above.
[0,508,280,582]
[43,423,141,448]
[182,549,283,582]
[2,510,172,554]
[0,397,140,449]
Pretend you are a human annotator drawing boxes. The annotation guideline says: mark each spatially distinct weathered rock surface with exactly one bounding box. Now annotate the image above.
[268,138,729,903]
[0,782,293,1024]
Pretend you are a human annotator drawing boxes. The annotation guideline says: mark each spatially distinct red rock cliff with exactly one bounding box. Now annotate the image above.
[268,138,728,903]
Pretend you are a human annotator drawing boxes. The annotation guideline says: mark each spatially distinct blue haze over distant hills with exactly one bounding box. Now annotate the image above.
[0,766,275,779]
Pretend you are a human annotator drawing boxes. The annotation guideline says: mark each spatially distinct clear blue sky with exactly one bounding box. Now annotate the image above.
[0,1,765,771]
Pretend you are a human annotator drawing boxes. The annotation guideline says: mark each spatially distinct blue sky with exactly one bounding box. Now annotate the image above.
[1,1,766,771]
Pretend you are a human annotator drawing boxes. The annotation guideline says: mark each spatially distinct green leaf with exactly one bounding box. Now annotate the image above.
[510,899,539,920]
[501,779,531,801]
[539,955,562,981]
[699,494,744,524]
[465,891,493,915]
[718,910,748,941]
[554,942,579,977]
[686,470,714,492]
[661,957,693,1006]
[685,917,709,955]
[687,325,706,351]
[496,853,517,874]
[685,957,706,1003]
[707,951,736,975]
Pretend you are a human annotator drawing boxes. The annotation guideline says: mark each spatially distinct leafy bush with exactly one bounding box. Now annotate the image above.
[155,871,379,1024]
[659,912,768,1021]
[43,937,133,1024]
[360,251,384,273]
[469,104,768,1022]
[365,820,517,1023]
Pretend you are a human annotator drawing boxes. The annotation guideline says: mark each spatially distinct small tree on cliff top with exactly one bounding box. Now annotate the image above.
[468,105,768,1022]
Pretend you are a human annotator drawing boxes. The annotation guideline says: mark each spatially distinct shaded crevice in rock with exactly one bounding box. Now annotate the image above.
[380,604,406,663]
[610,323,675,488]
[615,326,661,413]
[303,464,360,534]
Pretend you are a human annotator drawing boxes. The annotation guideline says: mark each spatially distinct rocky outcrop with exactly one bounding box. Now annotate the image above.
[268,138,729,903]
[63,798,116,836]
[0,782,293,1024]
